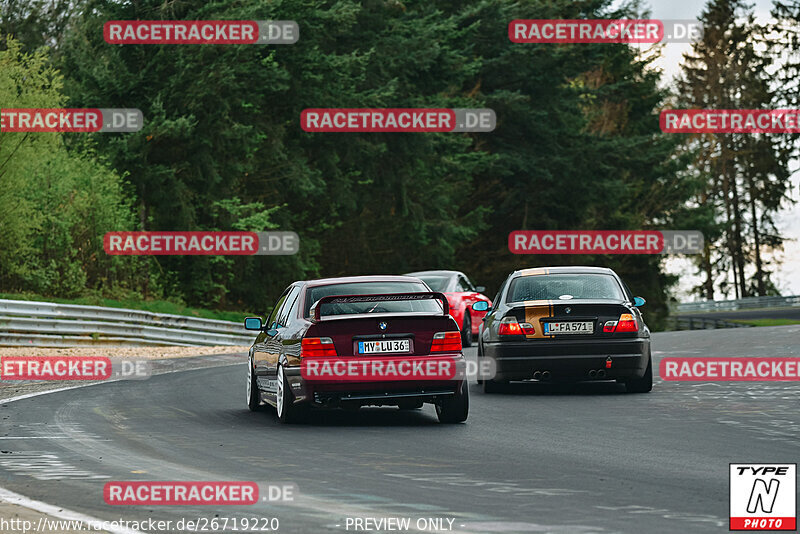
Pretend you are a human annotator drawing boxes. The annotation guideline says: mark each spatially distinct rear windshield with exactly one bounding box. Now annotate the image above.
[417,275,451,292]
[305,281,442,317]
[506,274,624,302]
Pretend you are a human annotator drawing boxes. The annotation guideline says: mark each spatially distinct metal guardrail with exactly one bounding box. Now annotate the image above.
[665,316,752,331]
[675,295,800,313]
[0,299,253,347]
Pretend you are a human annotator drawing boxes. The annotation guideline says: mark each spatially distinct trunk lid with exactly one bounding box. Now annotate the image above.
[505,299,637,339]
[307,314,460,356]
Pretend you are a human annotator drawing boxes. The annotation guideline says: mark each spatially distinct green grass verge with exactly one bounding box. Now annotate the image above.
[729,318,800,327]
[0,292,252,323]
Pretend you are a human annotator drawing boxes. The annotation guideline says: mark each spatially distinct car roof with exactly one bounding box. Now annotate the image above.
[301,275,426,288]
[405,270,461,278]
[511,266,617,277]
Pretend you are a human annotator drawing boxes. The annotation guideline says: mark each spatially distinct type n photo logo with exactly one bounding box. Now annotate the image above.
[730,464,796,530]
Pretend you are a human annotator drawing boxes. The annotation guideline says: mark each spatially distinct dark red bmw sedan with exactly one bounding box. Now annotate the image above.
[244,275,469,424]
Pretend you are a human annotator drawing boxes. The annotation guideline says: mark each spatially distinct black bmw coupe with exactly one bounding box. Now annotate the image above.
[474,266,652,393]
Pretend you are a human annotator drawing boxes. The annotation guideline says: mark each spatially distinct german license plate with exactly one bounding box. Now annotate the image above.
[544,321,594,334]
[358,339,411,354]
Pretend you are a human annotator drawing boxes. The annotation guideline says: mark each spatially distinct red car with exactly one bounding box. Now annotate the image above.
[405,270,491,347]
[244,275,468,424]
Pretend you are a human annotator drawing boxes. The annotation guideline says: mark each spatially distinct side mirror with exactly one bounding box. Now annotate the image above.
[475,286,486,293]
[244,317,263,331]
[472,301,490,312]
[633,296,646,307]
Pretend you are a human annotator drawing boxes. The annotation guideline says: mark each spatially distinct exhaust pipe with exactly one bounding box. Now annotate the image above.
[588,370,597,378]
[533,371,542,380]
[597,369,606,378]
[542,371,551,381]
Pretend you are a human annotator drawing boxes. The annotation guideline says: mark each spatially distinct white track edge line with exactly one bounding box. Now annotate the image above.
[0,485,144,534]
[0,356,244,533]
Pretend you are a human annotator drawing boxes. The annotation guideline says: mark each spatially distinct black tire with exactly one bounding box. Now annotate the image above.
[461,312,472,348]
[625,352,653,393]
[247,356,260,412]
[436,380,469,423]
[276,364,305,423]
[482,378,508,394]
[398,400,424,410]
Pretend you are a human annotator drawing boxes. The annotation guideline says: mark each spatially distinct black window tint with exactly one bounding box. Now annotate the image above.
[277,286,301,326]
[621,280,635,302]
[418,276,450,292]
[507,274,625,302]
[462,276,476,292]
[267,287,292,326]
[493,278,507,306]
[305,281,439,317]
[455,277,467,292]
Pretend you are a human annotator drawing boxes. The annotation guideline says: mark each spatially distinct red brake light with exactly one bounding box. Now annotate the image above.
[498,317,535,335]
[605,314,637,333]
[616,313,638,332]
[431,331,462,352]
[520,322,535,335]
[301,337,337,357]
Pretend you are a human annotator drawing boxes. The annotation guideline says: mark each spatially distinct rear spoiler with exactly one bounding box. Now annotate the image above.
[310,292,449,322]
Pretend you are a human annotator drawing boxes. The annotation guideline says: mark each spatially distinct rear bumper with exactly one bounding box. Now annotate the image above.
[284,355,466,407]
[482,337,649,381]
[312,386,457,406]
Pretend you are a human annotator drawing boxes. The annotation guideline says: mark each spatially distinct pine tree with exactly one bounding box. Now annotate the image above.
[677,0,792,298]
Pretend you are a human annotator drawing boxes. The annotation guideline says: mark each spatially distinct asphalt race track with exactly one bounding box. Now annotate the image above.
[1,326,799,534]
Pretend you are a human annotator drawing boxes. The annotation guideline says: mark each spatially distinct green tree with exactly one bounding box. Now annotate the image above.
[441,0,701,326]
[58,0,492,309]
[677,0,793,298]
[0,37,137,297]
[52,0,708,322]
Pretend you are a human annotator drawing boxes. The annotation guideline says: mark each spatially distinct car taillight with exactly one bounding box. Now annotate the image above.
[301,337,337,357]
[498,317,521,335]
[498,317,535,336]
[604,314,638,333]
[431,331,462,352]
[520,322,535,335]
[616,313,638,332]
[603,321,617,333]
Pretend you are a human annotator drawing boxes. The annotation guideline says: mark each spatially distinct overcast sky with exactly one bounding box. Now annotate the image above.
[623,0,799,299]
